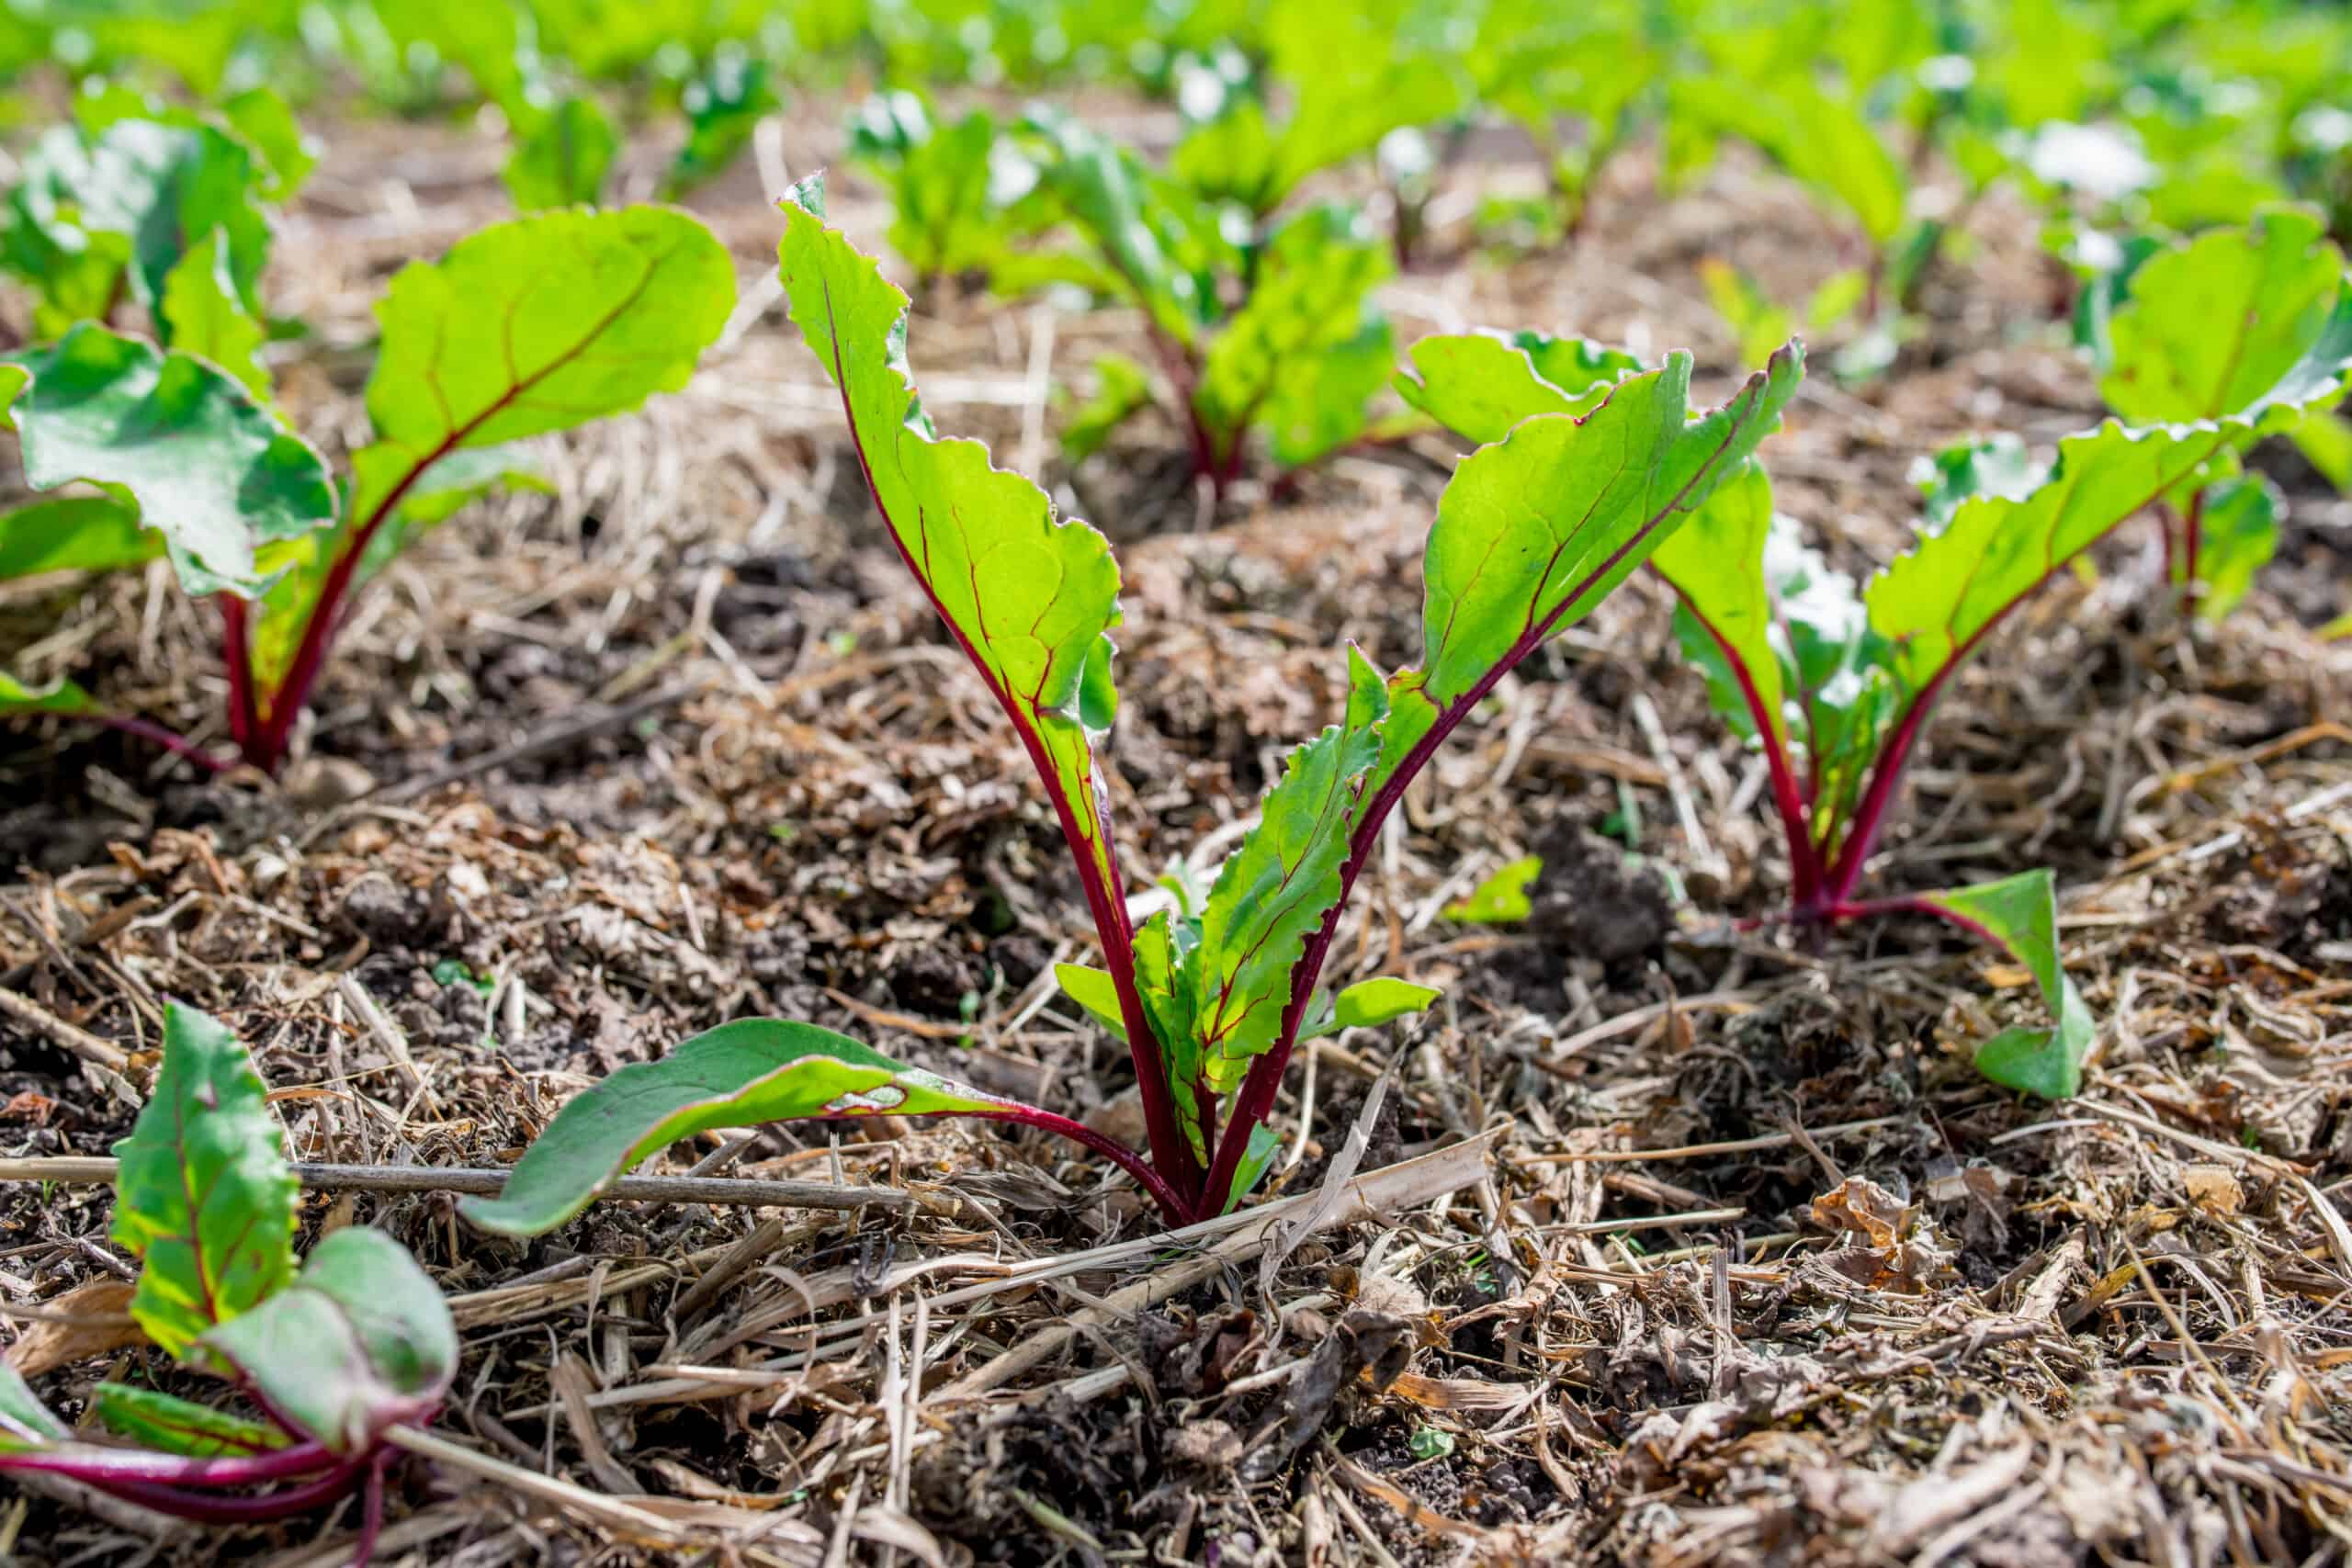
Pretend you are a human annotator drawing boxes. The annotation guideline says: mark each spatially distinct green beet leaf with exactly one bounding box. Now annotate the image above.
[193,1227,455,1454]
[1182,647,1389,1099]
[855,99,1014,285]
[1261,2,1464,212]
[780,176,1129,947]
[1395,331,1642,446]
[1396,344,1805,773]
[460,1019,1035,1236]
[1670,76,1906,246]
[109,1003,300,1358]
[504,96,619,211]
[1913,433,2047,527]
[2,325,337,600]
[0,1363,65,1450]
[1701,261,1795,374]
[2185,474,2280,622]
[667,50,775,198]
[1917,870,2093,1100]
[160,230,270,398]
[220,88,318,200]
[1442,855,1542,923]
[1868,418,2335,700]
[368,205,732,468]
[0,671,99,716]
[0,495,159,579]
[2104,208,2347,426]
[93,1383,289,1457]
[1310,976,1442,1040]
[1193,205,1393,469]
[1054,962,1127,1042]
[1019,112,1227,347]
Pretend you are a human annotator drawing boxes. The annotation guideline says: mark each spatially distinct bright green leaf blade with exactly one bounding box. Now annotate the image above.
[2,325,337,599]
[1261,316,1394,469]
[0,671,99,716]
[20,118,273,316]
[2104,208,2347,425]
[1193,205,1391,462]
[503,96,619,211]
[1654,463,1785,750]
[1416,344,1805,715]
[1053,963,1127,1042]
[1331,977,1441,1031]
[1185,647,1389,1088]
[0,1363,65,1448]
[779,176,1131,953]
[192,1227,454,1454]
[1700,260,1794,371]
[2188,474,2279,623]
[1021,113,1226,347]
[1916,870,2093,1100]
[1395,330,1640,446]
[1223,1122,1283,1213]
[93,1383,288,1457]
[109,1003,299,1358]
[459,1019,1032,1237]
[2290,410,2352,493]
[160,230,270,398]
[367,205,732,467]
[1671,76,1906,244]
[1442,855,1541,923]
[1867,416,2339,697]
[220,88,318,201]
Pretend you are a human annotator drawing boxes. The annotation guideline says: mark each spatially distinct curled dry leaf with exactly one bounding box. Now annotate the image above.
[4,1279,146,1378]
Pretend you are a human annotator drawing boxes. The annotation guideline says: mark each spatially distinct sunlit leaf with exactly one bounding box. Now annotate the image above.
[1442,855,1541,923]
[93,1384,288,1457]
[109,1004,299,1359]
[1917,870,2093,1100]
[193,1228,455,1454]
[460,1020,1035,1236]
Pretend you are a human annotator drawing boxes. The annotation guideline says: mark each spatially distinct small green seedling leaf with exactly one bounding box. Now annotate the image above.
[0,1364,65,1449]
[110,1003,299,1358]
[193,1227,456,1454]
[1330,977,1442,1031]
[460,1020,1035,1236]
[2186,474,2280,622]
[1700,259,1794,372]
[160,230,270,398]
[1443,856,1542,924]
[92,1384,288,1457]
[0,496,159,580]
[1,325,337,599]
[1054,962,1127,1042]
[1395,331,1641,445]
[0,671,100,716]
[1917,870,2093,1100]
[1408,1426,1456,1461]
[219,88,318,199]
[1912,433,2046,526]
[504,96,619,211]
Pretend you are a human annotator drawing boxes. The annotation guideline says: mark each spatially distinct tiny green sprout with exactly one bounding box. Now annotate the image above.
[1408,1427,1456,1461]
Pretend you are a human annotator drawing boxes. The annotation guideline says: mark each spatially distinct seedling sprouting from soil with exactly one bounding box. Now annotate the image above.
[458,174,1802,1235]
[1403,294,2352,1097]
[0,1006,455,1562]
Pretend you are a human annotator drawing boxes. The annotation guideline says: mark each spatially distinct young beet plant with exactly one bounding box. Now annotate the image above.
[0,1005,454,1560]
[1404,298,2352,1098]
[457,175,1803,1236]
[1,202,732,773]
[2095,207,2352,620]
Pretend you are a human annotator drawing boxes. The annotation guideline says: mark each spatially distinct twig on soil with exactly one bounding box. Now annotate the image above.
[1522,1113,1908,1164]
[0,1156,912,1213]
[0,987,133,1074]
[382,1427,684,1547]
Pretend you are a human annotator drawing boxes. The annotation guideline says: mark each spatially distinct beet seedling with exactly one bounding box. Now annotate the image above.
[2097,207,2351,619]
[1403,305,2352,1097]
[0,1006,454,1562]
[456,174,1801,1236]
[0,204,733,774]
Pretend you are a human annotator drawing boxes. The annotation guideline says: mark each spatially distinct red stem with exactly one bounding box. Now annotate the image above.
[219,595,258,756]
[2177,485,2208,618]
[0,1439,338,1488]
[1669,581,1822,906]
[85,1462,364,1526]
[814,272,1201,1217]
[94,714,236,775]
